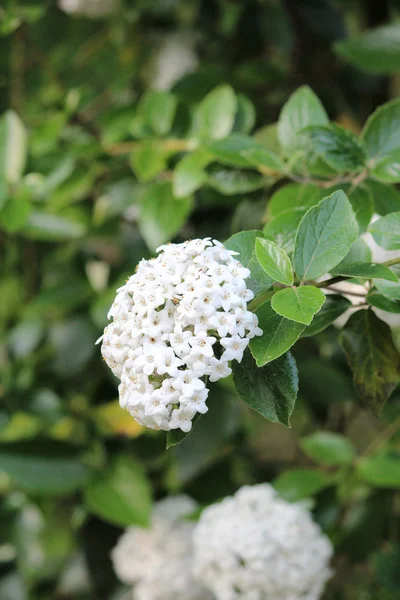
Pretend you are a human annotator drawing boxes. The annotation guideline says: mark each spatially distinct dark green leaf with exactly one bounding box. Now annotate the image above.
[367,290,400,313]
[305,123,366,172]
[268,183,327,218]
[224,230,273,296]
[271,286,326,325]
[138,182,193,251]
[367,180,400,215]
[374,545,400,591]
[331,262,398,282]
[338,237,372,266]
[300,432,356,466]
[233,349,298,427]
[0,442,92,495]
[263,210,304,254]
[347,185,374,233]
[362,98,400,162]
[84,454,151,527]
[273,468,332,501]
[340,309,400,415]
[335,23,400,75]
[301,294,352,337]
[255,238,293,285]
[250,300,305,366]
[208,133,269,168]
[293,190,359,281]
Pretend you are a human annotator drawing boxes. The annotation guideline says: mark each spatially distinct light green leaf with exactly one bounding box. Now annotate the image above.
[207,165,264,195]
[374,277,400,301]
[0,442,92,495]
[371,149,400,183]
[305,123,366,172]
[357,454,400,489]
[0,110,27,184]
[233,93,256,134]
[301,295,351,337]
[24,212,86,241]
[268,183,327,218]
[273,468,332,501]
[335,23,400,75]
[138,182,193,252]
[240,146,284,173]
[340,309,400,415]
[0,187,32,232]
[255,238,293,285]
[331,262,398,282]
[208,133,270,168]
[137,90,177,137]
[367,290,400,313]
[130,142,167,182]
[271,286,325,325]
[193,84,237,141]
[338,237,372,266]
[300,432,356,466]
[232,349,298,427]
[224,230,273,296]
[293,190,359,281]
[84,454,151,527]
[347,185,374,233]
[277,86,328,153]
[369,212,400,250]
[250,300,305,366]
[173,151,210,198]
[362,97,400,162]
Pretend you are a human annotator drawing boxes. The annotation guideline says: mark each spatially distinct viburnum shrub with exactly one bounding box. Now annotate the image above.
[98,85,400,447]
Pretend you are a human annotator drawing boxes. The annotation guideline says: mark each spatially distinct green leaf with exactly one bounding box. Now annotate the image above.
[374,277,400,301]
[193,84,237,141]
[239,145,284,173]
[347,185,374,233]
[130,142,167,182]
[357,454,400,489]
[374,545,400,591]
[0,110,27,184]
[305,123,366,172]
[369,212,400,250]
[367,290,400,313]
[277,86,328,153]
[301,294,352,337]
[331,262,398,282]
[233,93,256,134]
[338,237,372,266]
[371,149,400,183]
[173,151,210,198]
[300,432,356,466]
[208,133,269,168]
[271,286,326,325]
[0,187,32,233]
[0,442,92,495]
[273,468,332,501]
[263,210,304,254]
[340,309,400,415]
[335,23,400,75]
[232,349,298,427]
[24,212,86,241]
[367,179,400,215]
[207,165,264,195]
[224,230,273,296]
[166,414,202,450]
[362,98,400,162]
[249,300,305,366]
[255,238,293,285]
[138,182,193,252]
[84,454,151,527]
[137,90,177,136]
[268,183,327,218]
[293,190,359,281]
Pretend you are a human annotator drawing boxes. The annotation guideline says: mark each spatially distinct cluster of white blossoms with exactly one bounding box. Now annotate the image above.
[111,495,212,600]
[99,238,262,433]
[192,484,334,600]
[59,0,119,18]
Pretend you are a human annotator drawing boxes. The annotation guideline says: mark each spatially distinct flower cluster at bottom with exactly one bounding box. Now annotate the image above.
[111,495,212,600]
[112,485,333,600]
[99,238,262,433]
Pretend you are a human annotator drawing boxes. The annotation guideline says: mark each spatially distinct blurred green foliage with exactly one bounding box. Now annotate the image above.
[1,1,400,599]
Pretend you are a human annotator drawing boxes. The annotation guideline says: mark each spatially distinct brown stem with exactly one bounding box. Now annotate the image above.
[384,257,400,268]
[104,139,193,156]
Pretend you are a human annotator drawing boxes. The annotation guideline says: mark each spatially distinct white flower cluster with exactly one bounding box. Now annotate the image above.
[100,238,262,433]
[192,484,333,600]
[111,495,212,600]
[59,0,119,18]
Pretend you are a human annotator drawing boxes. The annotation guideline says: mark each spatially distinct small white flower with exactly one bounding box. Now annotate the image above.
[169,407,196,433]
[220,335,249,362]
